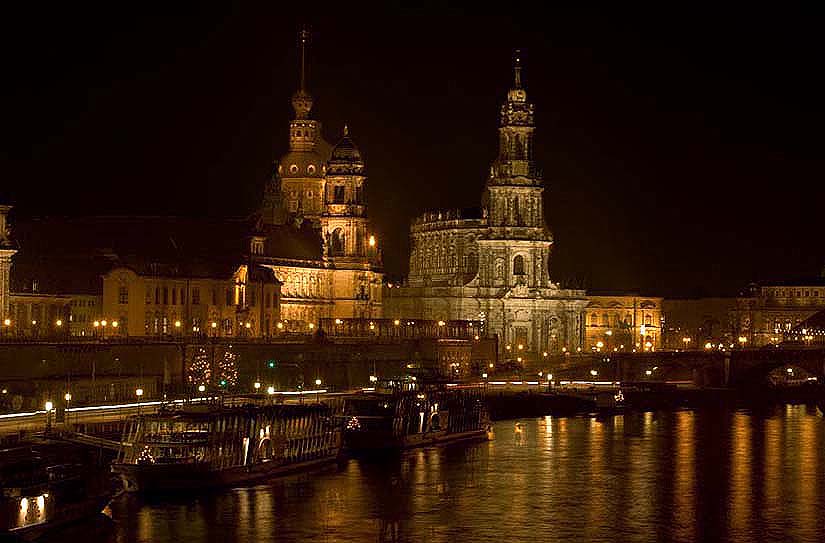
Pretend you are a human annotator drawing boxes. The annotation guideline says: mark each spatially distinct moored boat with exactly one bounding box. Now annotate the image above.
[342,379,490,454]
[112,400,342,493]
[0,440,115,541]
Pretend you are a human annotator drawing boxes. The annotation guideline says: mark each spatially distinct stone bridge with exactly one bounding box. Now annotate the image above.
[545,347,825,387]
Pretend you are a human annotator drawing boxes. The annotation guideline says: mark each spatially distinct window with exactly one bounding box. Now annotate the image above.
[644,314,652,326]
[289,164,298,174]
[211,289,217,306]
[331,228,345,256]
[266,291,271,308]
[334,185,345,203]
[162,287,168,305]
[145,287,152,305]
[118,286,128,305]
[180,288,186,305]
[192,287,200,305]
[226,288,232,306]
[155,287,160,305]
[250,289,257,307]
[355,185,363,204]
[172,288,177,305]
[513,255,525,275]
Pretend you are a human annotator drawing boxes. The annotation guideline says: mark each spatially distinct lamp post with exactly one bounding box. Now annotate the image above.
[64,392,72,425]
[136,387,144,415]
[44,400,54,433]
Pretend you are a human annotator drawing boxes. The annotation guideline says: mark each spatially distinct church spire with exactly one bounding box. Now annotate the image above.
[299,26,310,92]
[291,27,314,120]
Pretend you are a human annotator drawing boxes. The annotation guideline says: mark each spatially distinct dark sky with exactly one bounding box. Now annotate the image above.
[2,6,824,298]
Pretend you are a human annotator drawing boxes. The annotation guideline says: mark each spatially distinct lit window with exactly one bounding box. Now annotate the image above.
[334,185,345,204]
[289,164,299,174]
[118,286,128,305]
[192,288,200,305]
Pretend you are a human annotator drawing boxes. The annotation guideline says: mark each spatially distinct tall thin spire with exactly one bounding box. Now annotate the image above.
[299,27,311,92]
[513,49,522,89]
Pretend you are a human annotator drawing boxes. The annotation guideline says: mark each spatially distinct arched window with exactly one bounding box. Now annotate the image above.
[513,255,525,275]
[331,228,345,256]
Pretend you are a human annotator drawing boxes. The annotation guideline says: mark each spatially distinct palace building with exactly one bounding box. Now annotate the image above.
[253,29,383,327]
[385,54,588,362]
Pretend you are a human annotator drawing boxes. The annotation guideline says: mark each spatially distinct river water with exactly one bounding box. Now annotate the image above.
[87,404,825,542]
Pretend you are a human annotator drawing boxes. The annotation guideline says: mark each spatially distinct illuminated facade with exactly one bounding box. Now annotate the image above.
[385,54,588,361]
[732,280,825,347]
[256,31,383,327]
[101,264,280,338]
[584,295,663,351]
[0,205,16,325]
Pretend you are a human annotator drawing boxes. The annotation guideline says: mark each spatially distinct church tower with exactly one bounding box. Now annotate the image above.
[321,126,371,263]
[477,52,554,290]
[322,126,383,319]
[263,28,331,226]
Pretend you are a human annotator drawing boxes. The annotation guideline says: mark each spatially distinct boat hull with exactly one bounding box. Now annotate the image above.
[112,454,340,493]
[345,427,490,454]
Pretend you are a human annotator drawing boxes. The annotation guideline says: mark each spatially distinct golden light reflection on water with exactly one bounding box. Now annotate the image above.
[673,410,695,542]
[111,407,825,543]
[729,412,752,540]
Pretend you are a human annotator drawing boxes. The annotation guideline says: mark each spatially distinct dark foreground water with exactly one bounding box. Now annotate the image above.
[83,405,825,542]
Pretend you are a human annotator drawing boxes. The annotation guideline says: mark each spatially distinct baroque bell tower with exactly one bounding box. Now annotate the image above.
[477,51,554,290]
[263,28,330,226]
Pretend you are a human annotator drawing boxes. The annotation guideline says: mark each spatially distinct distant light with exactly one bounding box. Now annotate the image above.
[245,322,251,329]
[112,321,119,328]
[705,342,713,349]
[315,378,322,386]
[369,375,378,383]
[211,321,217,329]
[64,392,72,402]
[786,368,793,374]
[394,319,400,326]
[277,322,284,329]
[542,351,548,357]
[474,335,480,340]
[438,320,446,327]
[101,320,107,327]
[2,319,9,326]
[44,401,53,412]
[174,320,181,328]
[335,319,343,325]
[369,235,376,247]
[31,320,37,325]
[517,344,524,350]
[645,370,652,376]
[590,370,598,376]
[267,386,275,395]
[135,388,144,397]
[596,341,604,349]
[482,372,488,379]
[55,319,62,327]
[254,382,261,390]
[308,323,315,330]
[93,321,100,327]
[198,384,206,393]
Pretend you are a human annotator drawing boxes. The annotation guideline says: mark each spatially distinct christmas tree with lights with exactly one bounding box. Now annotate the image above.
[217,344,239,389]
[188,345,211,386]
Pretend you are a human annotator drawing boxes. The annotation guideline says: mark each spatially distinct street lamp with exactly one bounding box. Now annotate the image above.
[44,401,54,433]
[198,384,206,393]
[254,381,261,391]
[314,378,322,387]
[738,336,748,348]
[136,387,144,414]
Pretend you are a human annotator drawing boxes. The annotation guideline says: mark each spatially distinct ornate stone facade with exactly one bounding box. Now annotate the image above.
[385,54,588,363]
[584,295,663,352]
[255,31,383,326]
[732,280,825,347]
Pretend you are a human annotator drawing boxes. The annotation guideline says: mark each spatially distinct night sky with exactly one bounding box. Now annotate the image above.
[2,6,824,298]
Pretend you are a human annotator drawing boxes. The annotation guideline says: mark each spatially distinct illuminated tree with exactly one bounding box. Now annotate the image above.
[188,345,211,386]
[217,344,239,388]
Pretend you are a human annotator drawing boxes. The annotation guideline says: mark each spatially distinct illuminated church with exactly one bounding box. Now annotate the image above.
[385,54,588,361]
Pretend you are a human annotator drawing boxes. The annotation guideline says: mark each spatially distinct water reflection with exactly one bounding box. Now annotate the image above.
[99,407,825,543]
